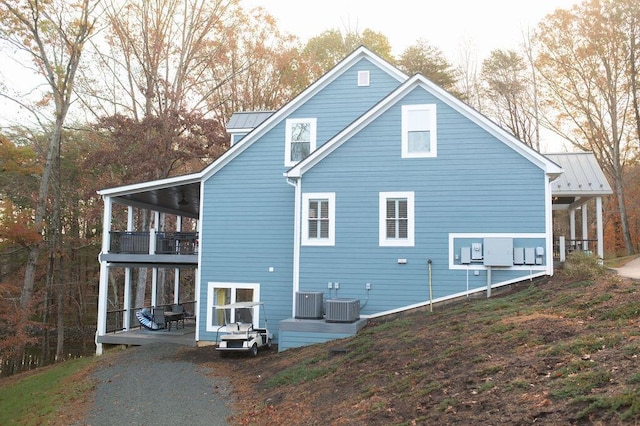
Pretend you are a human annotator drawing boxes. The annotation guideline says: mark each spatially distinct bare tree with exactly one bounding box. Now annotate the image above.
[534,0,636,255]
[0,0,97,326]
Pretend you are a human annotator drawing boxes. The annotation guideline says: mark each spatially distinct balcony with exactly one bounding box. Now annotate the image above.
[100,231,198,265]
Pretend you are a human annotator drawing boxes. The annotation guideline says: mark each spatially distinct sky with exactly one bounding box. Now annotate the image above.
[244,0,582,152]
[243,0,580,61]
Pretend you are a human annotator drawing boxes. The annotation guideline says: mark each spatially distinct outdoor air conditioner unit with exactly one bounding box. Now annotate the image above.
[295,291,323,319]
[325,298,360,323]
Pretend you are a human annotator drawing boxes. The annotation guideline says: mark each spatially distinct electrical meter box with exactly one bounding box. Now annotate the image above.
[483,237,513,266]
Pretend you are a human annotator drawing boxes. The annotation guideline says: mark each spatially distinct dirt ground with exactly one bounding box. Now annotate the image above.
[59,260,640,425]
[185,266,640,425]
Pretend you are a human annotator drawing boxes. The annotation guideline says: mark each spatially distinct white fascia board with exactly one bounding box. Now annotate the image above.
[203,47,409,182]
[287,73,563,179]
[97,173,202,197]
[410,77,564,176]
[287,75,423,178]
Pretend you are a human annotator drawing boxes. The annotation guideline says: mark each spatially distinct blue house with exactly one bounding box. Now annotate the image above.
[95,46,581,354]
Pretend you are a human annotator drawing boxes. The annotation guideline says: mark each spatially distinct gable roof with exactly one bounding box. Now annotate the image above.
[199,46,409,181]
[97,47,408,213]
[286,74,563,179]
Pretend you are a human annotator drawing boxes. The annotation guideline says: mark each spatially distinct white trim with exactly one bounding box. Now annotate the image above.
[379,191,415,247]
[205,282,260,332]
[401,104,437,158]
[286,74,563,179]
[285,118,317,167]
[301,192,335,246]
[448,232,548,270]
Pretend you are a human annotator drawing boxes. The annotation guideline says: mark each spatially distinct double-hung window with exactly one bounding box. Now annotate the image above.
[206,282,260,332]
[302,193,335,246]
[379,191,415,247]
[285,118,317,166]
[402,104,437,158]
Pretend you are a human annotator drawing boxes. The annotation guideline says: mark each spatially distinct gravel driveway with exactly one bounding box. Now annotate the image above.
[85,343,233,425]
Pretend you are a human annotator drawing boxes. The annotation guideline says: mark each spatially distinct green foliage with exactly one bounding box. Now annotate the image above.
[575,388,640,421]
[561,251,607,281]
[549,370,611,399]
[264,357,336,389]
[0,357,94,425]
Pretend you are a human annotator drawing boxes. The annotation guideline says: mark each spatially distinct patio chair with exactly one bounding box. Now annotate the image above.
[170,304,186,329]
[152,307,167,330]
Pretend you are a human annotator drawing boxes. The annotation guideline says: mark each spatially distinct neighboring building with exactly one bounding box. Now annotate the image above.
[94,47,609,355]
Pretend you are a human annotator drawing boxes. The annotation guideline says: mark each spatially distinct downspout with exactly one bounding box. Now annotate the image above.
[287,176,301,318]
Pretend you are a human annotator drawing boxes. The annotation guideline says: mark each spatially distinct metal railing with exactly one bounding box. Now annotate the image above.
[109,231,198,255]
[554,238,599,260]
[105,301,197,333]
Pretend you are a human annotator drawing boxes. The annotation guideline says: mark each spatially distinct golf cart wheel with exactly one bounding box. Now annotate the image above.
[250,343,258,357]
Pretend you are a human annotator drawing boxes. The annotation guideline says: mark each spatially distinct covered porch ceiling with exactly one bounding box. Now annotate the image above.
[99,177,201,219]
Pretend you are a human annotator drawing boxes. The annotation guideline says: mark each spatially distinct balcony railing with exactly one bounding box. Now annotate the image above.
[109,231,198,255]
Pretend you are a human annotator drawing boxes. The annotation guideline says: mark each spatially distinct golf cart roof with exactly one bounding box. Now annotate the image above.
[214,301,263,309]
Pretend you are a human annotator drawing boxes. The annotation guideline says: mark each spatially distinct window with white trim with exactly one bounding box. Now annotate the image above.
[379,191,415,247]
[402,104,437,158]
[285,118,317,166]
[206,282,260,332]
[302,192,335,246]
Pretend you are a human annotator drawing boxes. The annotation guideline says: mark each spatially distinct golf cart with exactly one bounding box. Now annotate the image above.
[215,301,272,357]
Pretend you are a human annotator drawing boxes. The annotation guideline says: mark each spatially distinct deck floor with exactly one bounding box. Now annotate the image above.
[97,324,197,347]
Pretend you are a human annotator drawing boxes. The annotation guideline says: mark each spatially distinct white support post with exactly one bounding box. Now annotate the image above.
[174,216,182,304]
[486,267,492,298]
[152,267,158,307]
[96,196,113,355]
[559,236,566,263]
[596,197,604,263]
[582,204,589,251]
[569,209,576,250]
[124,206,133,330]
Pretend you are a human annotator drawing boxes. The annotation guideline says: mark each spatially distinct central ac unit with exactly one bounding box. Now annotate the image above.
[326,298,360,323]
[295,291,323,319]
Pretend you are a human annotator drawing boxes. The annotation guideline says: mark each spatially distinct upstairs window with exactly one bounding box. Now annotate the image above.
[285,118,317,166]
[379,191,415,247]
[402,104,437,158]
[302,193,335,246]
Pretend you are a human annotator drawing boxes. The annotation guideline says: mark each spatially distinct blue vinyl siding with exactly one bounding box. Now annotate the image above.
[198,56,403,342]
[297,87,548,314]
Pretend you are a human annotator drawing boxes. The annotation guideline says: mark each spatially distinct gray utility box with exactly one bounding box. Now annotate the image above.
[483,237,513,266]
[295,292,323,319]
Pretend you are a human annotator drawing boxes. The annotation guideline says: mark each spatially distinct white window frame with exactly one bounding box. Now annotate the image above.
[401,104,437,158]
[379,191,415,247]
[206,282,260,332]
[285,118,317,167]
[301,192,335,246]
[358,70,370,87]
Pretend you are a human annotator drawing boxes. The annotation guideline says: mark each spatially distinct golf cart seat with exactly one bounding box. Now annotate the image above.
[233,322,253,333]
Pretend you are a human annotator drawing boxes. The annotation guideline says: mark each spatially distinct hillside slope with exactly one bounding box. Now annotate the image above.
[196,256,640,425]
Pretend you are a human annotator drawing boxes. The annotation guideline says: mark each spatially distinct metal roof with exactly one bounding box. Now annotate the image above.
[226,111,274,131]
[545,152,612,196]
[545,152,612,210]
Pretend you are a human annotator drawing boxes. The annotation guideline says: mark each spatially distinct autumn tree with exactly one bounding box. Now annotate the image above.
[302,28,394,82]
[481,49,539,149]
[534,0,637,255]
[0,0,97,333]
[397,39,460,95]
